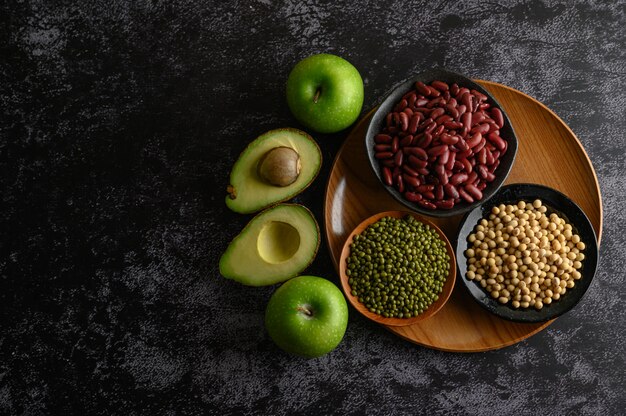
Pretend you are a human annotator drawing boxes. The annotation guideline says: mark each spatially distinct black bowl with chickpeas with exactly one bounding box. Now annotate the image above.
[455,183,598,323]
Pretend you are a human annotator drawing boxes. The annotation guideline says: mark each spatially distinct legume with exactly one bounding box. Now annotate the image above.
[346,216,450,318]
[464,200,585,309]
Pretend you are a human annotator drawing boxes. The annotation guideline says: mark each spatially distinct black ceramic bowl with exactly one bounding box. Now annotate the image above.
[365,68,518,218]
[455,183,599,323]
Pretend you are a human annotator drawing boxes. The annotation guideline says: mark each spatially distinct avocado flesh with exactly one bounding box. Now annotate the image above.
[219,204,320,286]
[226,128,321,214]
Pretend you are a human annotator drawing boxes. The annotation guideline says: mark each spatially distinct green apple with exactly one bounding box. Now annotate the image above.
[265,275,348,358]
[286,53,364,134]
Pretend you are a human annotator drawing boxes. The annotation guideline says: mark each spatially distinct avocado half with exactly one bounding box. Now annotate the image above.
[219,204,320,286]
[226,128,322,214]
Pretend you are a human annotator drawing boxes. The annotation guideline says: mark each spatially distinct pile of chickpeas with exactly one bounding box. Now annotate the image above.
[464,199,585,310]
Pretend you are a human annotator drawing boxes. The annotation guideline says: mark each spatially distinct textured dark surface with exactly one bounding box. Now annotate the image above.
[1,1,625,415]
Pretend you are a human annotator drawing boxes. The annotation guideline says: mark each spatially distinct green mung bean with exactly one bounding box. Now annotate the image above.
[347,216,449,318]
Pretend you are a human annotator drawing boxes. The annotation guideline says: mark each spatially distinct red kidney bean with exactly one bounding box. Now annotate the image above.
[484,171,495,182]
[491,108,504,128]
[477,148,487,165]
[439,149,450,165]
[403,107,413,117]
[408,155,428,169]
[395,99,408,112]
[467,171,478,184]
[450,172,468,185]
[435,164,447,182]
[382,167,393,186]
[440,133,458,145]
[404,191,422,202]
[417,167,429,175]
[421,191,434,200]
[465,183,482,200]
[435,184,444,200]
[428,144,448,157]
[453,160,464,171]
[445,103,458,118]
[408,114,420,134]
[435,199,454,209]
[444,183,459,199]
[396,174,405,193]
[394,150,403,166]
[386,113,393,127]
[458,187,474,203]
[430,107,445,119]
[431,80,449,91]
[435,114,453,125]
[455,137,469,151]
[402,164,419,177]
[424,122,436,134]
[444,121,464,130]
[461,112,472,131]
[489,159,500,173]
[472,112,487,126]
[473,137,486,153]
[427,97,446,108]
[477,164,489,179]
[445,151,456,171]
[400,135,413,147]
[460,158,472,173]
[391,136,400,153]
[470,123,490,135]
[415,184,434,193]
[461,92,472,111]
[457,104,467,116]
[381,159,394,167]
[415,98,429,107]
[450,83,459,96]
[415,81,430,96]
[486,132,506,151]
[479,103,490,110]
[428,87,441,97]
[485,148,495,166]
[375,134,392,144]
[416,133,432,148]
[399,112,409,131]
[407,92,417,106]
[403,174,420,188]
[432,125,444,138]
[405,146,428,160]
[417,200,437,210]
[374,144,391,152]
[458,148,473,159]
[466,132,482,148]
[375,151,393,159]
[456,87,469,99]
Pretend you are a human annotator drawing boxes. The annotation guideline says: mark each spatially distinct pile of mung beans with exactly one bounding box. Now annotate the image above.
[346,215,450,318]
[464,199,585,310]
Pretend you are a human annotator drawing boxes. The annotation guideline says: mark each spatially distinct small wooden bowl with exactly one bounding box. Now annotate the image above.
[339,211,456,326]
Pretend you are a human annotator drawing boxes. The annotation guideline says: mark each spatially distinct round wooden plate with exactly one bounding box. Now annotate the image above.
[324,80,603,352]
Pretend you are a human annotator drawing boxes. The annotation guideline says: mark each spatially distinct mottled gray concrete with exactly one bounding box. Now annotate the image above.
[1,0,625,415]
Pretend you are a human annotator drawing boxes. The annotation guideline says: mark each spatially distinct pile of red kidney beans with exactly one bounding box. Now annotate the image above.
[374,80,509,210]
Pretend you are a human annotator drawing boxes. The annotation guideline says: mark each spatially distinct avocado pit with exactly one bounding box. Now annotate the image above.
[257,146,301,187]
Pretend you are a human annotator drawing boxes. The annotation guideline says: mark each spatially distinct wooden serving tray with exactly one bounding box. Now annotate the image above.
[324,80,602,352]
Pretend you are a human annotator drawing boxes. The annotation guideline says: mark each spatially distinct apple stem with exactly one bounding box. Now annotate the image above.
[296,305,313,317]
[313,88,321,104]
